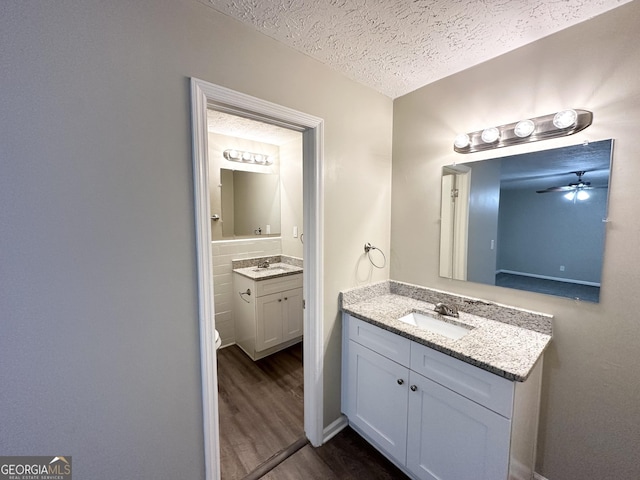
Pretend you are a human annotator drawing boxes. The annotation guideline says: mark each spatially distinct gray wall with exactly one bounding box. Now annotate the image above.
[391,2,640,479]
[498,187,607,283]
[0,0,392,478]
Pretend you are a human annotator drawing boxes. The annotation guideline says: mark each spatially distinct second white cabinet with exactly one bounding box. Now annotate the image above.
[234,272,303,360]
[342,314,543,480]
[256,287,303,351]
[406,370,511,480]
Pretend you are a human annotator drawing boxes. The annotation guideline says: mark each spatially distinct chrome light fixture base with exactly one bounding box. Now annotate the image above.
[223,149,273,165]
[453,109,593,154]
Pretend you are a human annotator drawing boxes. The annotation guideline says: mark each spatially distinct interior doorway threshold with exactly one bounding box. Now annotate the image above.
[242,436,309,480]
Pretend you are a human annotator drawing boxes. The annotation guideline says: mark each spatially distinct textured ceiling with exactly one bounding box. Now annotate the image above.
[200,0,630,98]
[497,139,612,191]
[207,109,302,145]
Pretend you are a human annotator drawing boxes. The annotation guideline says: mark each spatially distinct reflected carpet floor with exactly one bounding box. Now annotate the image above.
[495,272,599,302]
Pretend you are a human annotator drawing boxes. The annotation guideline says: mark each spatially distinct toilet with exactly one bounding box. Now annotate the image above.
[214,329,222,350]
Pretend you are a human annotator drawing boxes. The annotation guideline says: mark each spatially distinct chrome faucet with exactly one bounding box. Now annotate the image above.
[434,302,459,318]
[257,260,270,269]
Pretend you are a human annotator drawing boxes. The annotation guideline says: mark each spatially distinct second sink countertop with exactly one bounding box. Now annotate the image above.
[233,262,303,281]
[342,290,552,382]
[232,255,303,281]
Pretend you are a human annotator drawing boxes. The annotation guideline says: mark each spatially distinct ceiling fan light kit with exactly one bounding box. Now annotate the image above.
[564,190,590,201]
[536,170,606,202]
[453,109,593,153]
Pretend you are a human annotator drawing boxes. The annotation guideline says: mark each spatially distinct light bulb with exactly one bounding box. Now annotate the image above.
[481,127,500,143]
[553,109,578,129]
[564,191,576,201]
[454,133,470,149]
[514,119,535,138]
[242,151,252,161]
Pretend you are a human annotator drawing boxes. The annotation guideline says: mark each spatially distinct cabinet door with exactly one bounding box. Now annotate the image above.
[346,341,409,465]
[406,371,510,480]
[256,292,284,352]
[282,287,303,340]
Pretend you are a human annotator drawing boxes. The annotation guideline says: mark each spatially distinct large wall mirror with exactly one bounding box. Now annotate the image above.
[439,139,613,302]
[220,168,281,238]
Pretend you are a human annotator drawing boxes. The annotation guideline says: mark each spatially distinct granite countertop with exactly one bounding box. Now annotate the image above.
[232,255,303,281]
[340,281,553,382]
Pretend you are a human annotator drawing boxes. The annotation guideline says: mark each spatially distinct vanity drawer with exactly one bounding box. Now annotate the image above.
[348,316,410,367]
[410,342,514,418]
[255,274,303,297]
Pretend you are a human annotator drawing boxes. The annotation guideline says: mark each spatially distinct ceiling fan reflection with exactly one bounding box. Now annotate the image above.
[536,171,606,197]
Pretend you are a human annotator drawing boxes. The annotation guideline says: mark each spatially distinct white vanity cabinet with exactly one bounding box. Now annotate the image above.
[256,286,304,350]
[346,340,410,465]
[342,314,543,480]
[405,369,511,480]
[233,272,303,360]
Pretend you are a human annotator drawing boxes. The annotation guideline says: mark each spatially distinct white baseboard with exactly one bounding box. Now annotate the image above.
[497,269,600,287]
[534,473,549,480]
[322,415,348,443]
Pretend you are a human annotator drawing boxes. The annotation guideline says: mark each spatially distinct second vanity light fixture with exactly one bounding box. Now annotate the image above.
[223,149,273,165]
[453,109,593,154]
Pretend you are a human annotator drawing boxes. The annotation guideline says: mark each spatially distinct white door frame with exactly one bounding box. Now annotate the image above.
[439,166,470,281]
[190,78,325,480]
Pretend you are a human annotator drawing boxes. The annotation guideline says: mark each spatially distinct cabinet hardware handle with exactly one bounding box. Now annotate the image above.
[397,379,404,385]
[284,297,288,300]
[410,385,418,392]
[278,299,282,302]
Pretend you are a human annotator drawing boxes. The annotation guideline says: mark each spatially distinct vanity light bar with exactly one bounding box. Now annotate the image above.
[223,149,273,165]
[453,109,593,154]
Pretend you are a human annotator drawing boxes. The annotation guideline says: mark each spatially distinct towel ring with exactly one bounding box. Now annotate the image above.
[364,243,386,269]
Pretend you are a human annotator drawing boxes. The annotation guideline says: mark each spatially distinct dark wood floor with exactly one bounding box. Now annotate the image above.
[261,427,406,479]
[217,343,304,478]
[217,343,408,479]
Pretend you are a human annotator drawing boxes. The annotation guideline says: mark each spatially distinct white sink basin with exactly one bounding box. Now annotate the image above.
[251,263,296,273]
[398,312,472,340]
[252,266,287,273]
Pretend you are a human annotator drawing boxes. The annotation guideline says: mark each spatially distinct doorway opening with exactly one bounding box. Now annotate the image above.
[208,109,304,477]
[190,78,324,480]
